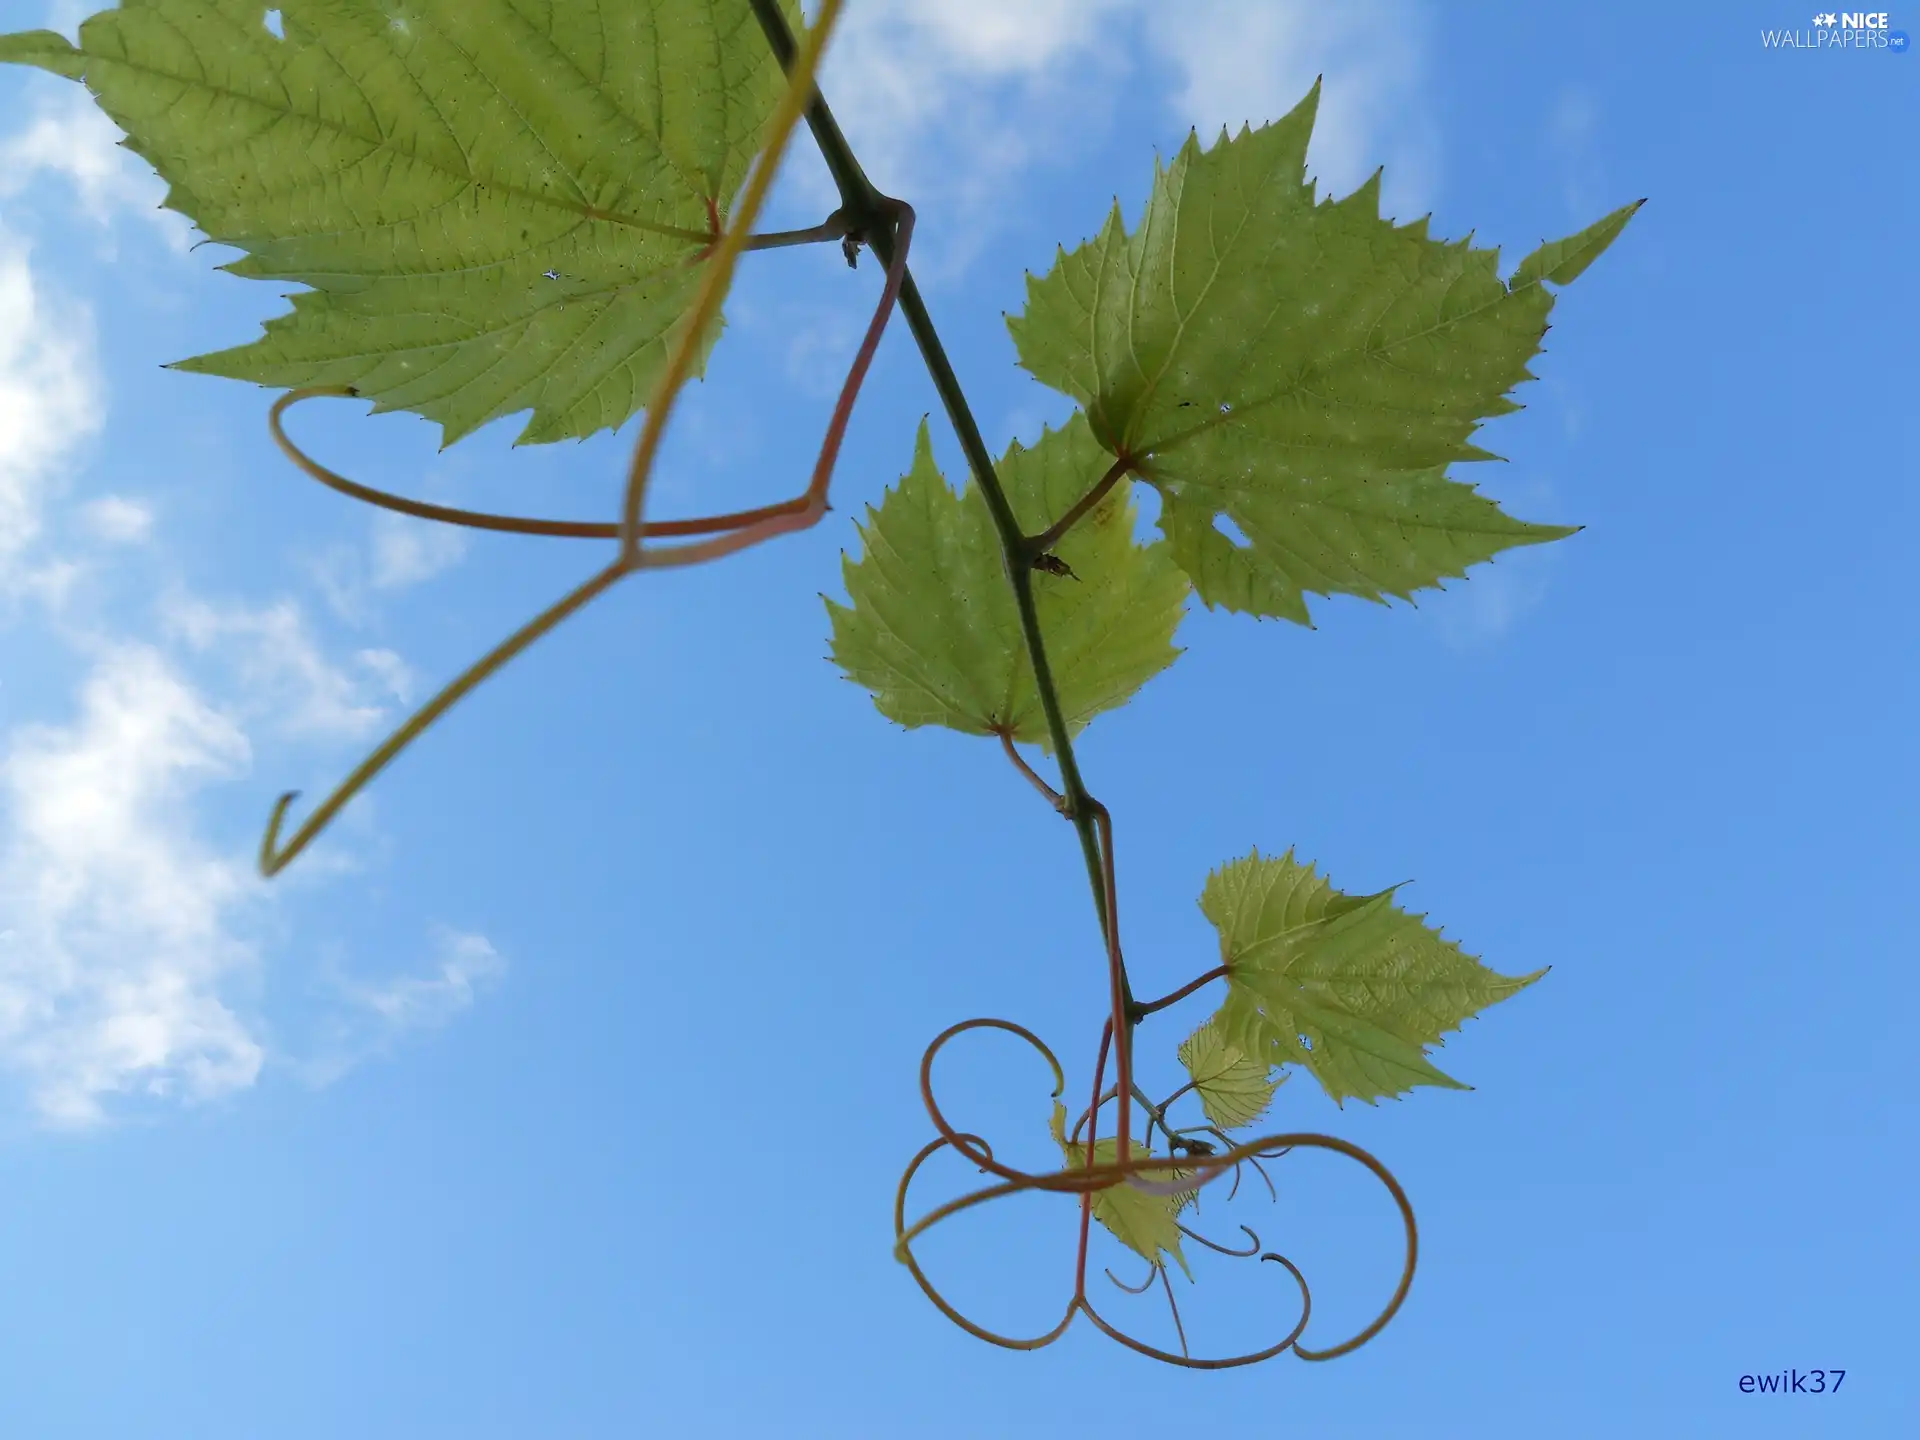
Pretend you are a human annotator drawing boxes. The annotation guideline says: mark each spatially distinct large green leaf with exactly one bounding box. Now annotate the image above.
[1006,80,1640,624]
[826,414,1188,748]
[1199,848,1544,1104]
[1176,1016,1280,1132]
[1051,1101,1193,1278]
[1,0,799,445]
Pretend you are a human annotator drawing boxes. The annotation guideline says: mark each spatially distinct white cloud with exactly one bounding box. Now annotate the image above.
[352,646,416,706]
[78,494,153,544]
[0,224,100,583]
[343,929,504,1032]
[313,511,470,623]
[0,645,263,1126]
[0,635,492,1123]
[1145,0,1437,219]
[368,511,467,591]
[299,928,505,1084]
[162,595,403,741]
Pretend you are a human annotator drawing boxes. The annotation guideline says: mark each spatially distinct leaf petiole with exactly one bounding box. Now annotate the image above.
[1024,452,1136,557]
[1130,966,1230,1023]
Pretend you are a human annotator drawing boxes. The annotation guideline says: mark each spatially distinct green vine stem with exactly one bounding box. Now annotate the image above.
[744,0,1422,1367]
[241,0,1418,1366]
[745,0,1142,1174]
[0,0,1637,1374]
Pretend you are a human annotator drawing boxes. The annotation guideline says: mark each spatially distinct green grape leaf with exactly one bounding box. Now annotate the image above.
[826,414,1188,748]
[1199,848,1544,1105]
[1050,1101,1193,1279]
[1006,80,1640,624]
[0,0,799,446]
[1176,1016,1280,1131]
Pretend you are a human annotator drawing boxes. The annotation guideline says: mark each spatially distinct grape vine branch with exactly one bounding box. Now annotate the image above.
[0,0,1642,1367]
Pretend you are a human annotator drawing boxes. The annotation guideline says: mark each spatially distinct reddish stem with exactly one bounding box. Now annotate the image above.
[269,203,910,558]
[803,201,913,510]
[269,389,809,540]
[1025,451,1135,556]
[1089,801,1132,1163]
[1158,1262,1191,1360]
[997,729,1066,812]
[1133,965,1230,1021]
[1073,1019,1113,1302]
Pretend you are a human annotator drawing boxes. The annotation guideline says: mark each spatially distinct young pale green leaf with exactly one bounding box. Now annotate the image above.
[1198,848,1544,1105]
[826,415,1188,748]
[1176,1016,1280,1131]
[1006,82,1637,623]
[1050,1102,1194,1279]
[0,0,798,446]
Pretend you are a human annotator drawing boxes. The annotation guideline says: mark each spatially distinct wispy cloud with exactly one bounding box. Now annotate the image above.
[1551,87,1606,221]
[77,494,153,545]
[341,929,504,1032]
[161,594,406,742]
[778,301,862,402]
[1422,460,1572,646]
[352,646,416,707]
[368,511,467,591]
[314,510,470,623]
[301,929,506,1085]
[1427,562,1551,649]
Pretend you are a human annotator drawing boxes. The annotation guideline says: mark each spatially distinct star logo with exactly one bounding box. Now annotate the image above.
[1819,11,1838,23]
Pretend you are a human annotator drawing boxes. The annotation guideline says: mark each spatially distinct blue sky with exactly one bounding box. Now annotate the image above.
[0,0,1913,1435]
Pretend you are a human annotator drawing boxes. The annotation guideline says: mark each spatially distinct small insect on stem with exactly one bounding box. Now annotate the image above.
[1032,553,1080,581]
